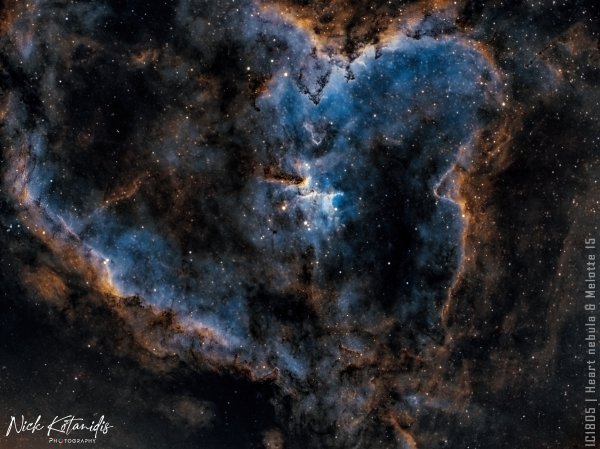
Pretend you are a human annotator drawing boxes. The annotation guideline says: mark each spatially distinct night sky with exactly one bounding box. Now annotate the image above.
[0,0,599,448]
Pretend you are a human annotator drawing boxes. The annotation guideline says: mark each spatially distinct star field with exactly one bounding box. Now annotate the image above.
[0,0,599,448]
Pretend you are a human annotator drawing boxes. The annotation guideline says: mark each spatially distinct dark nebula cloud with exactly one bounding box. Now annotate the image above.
[0,0,598,448]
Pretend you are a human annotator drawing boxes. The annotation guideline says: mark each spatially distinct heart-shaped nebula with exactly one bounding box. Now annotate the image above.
[0,0,597,448]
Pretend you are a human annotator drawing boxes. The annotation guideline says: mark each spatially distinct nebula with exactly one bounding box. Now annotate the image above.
[0,0,598,448]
